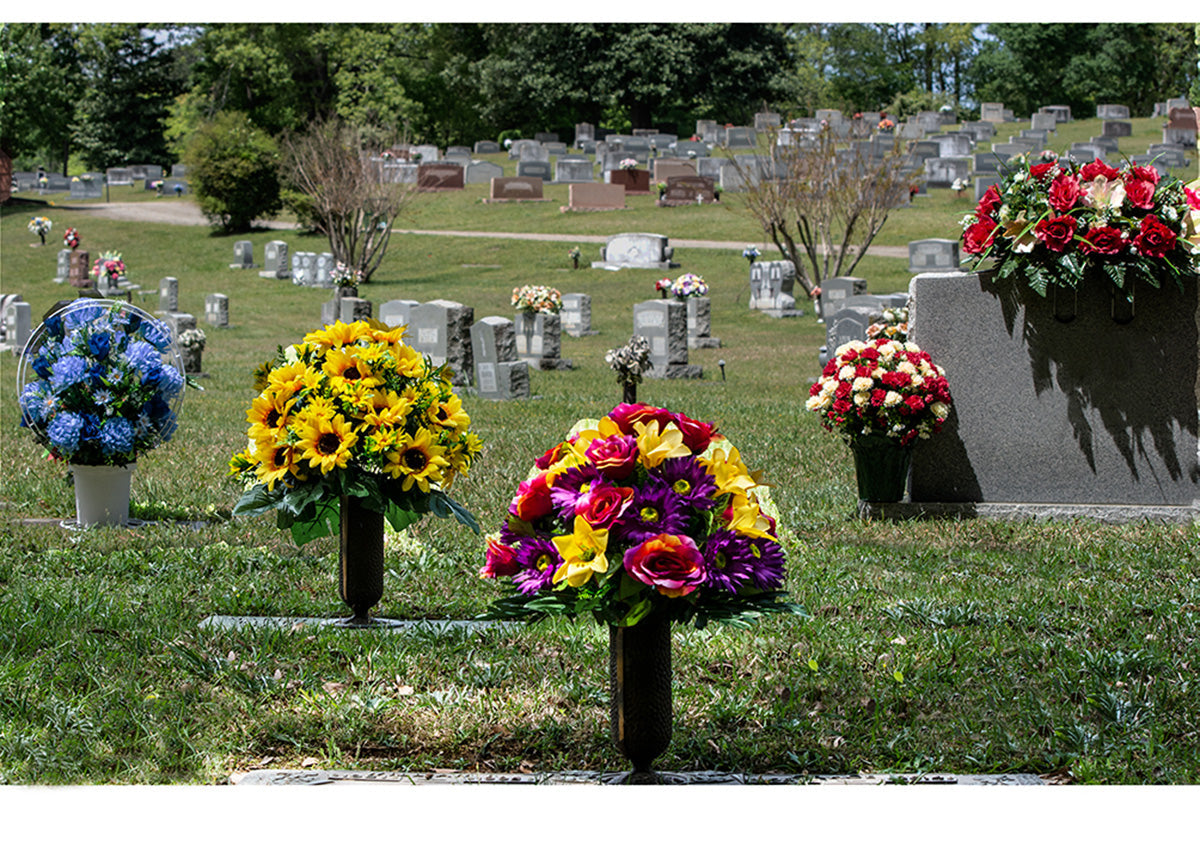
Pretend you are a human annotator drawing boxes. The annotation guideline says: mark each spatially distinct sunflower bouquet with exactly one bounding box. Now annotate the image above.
[481,403,801,628]
[230,319,481,544]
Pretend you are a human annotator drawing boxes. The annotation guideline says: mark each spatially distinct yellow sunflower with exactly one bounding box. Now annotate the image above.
[426,392,470,433]
[267,361,312,397]
[367,320,408,345]
[294,409,359,474]
[304,320,370,350]
[383,427,450,492]
[391,343,426,378]
[322,347,383,390]
[365,389,413,429]
[254,439,303,491]
[246,389,296,441]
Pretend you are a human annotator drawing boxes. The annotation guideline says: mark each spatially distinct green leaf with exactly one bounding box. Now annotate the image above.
[287,500,339,545]
[1027,266,1049,298]
[384,502,423,533]
[232,484,279,518]
[807,657,819,672]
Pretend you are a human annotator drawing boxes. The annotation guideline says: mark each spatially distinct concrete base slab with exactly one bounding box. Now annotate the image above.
[858,501,1200,524]
[198,616,517,635]
[760,309,805,318]
[231,768,1049,786]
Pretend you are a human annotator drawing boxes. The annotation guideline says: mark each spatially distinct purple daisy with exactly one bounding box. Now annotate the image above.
[652,456,718,511]
[701,529,759,592]
[513,535,561,595]
[618,478,689,545]
[548,464,602,521]
[747,538,787,590]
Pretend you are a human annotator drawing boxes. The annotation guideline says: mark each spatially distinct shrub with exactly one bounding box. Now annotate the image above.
[185,111,282,233]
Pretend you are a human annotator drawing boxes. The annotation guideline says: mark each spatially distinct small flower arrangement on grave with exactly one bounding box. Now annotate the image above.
[330,261,364,290]
[511,285,563,314]
[229,319,481,544]
[17,300,184,466]
[606,335,653,391]
[742,245,760,264]
[567,246,581,266]
[877,118,895,132]
[63,227,79,249]
[619,158,639,171]
[654,277,673,298]
[806,339,952,447]
[178,328,206,350]
[864,306,909,341]
[28,216,52,242]
[960,153,1199,299]
[481,402,799,628]
[670,272,709,299]
[951,177,968,196]
[91,251,126,284]
[151,180,163,192]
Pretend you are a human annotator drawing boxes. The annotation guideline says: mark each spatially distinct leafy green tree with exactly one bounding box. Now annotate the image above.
[185,110,282,233]
[70,24,183,170]
[0,23,83,173]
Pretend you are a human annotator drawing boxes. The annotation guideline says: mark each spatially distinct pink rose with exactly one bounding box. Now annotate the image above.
[575,485,635,528]
[608,402,672,435]
[622,534,706,598]
[510,472,554,522]
[586,434,639,479]
[479,536,520,580]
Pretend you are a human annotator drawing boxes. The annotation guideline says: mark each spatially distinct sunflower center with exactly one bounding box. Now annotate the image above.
[403,449,428,471]
[266,409,281,427]
[344,366,361,380]
[317,432,341,455]
[272,449,288,468]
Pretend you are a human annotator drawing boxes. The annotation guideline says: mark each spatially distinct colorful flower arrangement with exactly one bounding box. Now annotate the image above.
[229,320,481,544]
[742,245,760,264]
[511,285,563,314]
[670,272,709,299]
[28,216,52,241]
[806,339,951,446]
[654,277,673,298]
[567,246,581,264]
[17,300,184,466]
[481,403,800,627]
[151,180,163,191]
[178,328,206,350]
[864,306,909,341]
[330,261,364,290]
[877,118,895,132]
[960,153,1199,298]
[91,251,126,283]
[63,227,80,249]
[619,158,639,171]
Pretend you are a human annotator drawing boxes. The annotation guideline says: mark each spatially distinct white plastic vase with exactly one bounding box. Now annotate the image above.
[72,463,134,527]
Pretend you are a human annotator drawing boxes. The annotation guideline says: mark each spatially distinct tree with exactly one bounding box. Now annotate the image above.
[280,117,416,282]
[733,130,922,297]
[0,23,83,173]
[185,111,282,233]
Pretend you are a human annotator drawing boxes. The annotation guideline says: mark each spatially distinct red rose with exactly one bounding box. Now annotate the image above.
[1133,215,1176,257]
[975,184,1001,217]
[831,398,853,415]
[962,217,997,255]
[511,472,554,522]
[859,346,880,361]
[1079,159,1119,183]
[1081,225,1127,256]
[1034,214,1078,253]
[1123,178,1156,210]
[607,402,671,434]
[1047,173,1082,213]
[1127,163,1160,185]
[1029,162,1058,181]
[672,412,718,452]
[809,381,823,397]
[575,484,635,528]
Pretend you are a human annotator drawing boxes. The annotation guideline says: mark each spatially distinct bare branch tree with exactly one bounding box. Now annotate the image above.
[280,118,417,283]
[731,124,923,298]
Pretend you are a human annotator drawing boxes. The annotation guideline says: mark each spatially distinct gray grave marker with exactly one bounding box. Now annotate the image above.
[53,249,71,284]
[159,277,179,312]
[378,300,420,329]
[3,301,32,353]
[687,296,720,349]
[260,241,290,279]
[633,299,700,379]
[908,239,961,273]
[205,293,230,327]
[230,241,255,270]
[560,293,598,337]
[513,312,571,370]
[410,300,474,387]
[593,233,676,270]
[469,317,530,400]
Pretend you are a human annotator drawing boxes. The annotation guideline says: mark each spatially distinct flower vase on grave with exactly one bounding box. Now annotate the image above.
[849,433,912,503]
[71,462,135,527]
[1111,285,1135,325]
[337,494,386,626]
[1052,282,1077,324]
[609,608,672,781]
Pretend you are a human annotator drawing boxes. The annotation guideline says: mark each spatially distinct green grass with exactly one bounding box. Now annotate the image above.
[1,119,1199,785]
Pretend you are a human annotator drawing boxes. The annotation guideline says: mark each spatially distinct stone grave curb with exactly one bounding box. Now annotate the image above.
[198,615,517,635]
[858,501,1200,525]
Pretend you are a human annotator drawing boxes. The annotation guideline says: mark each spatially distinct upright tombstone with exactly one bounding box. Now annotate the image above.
[321,286,358,327]
[378,299,420,329]
[723,127,757,148]
[340,297,373,323]
[68,251,91,289]
[574,122,596,146]
[465,160,504,185]
[651,159,697,183]
[205,293,230,328]
[2,301,32,354]
[560,293,598,337]
[516,161,553,182]
[660,175,715,206]
[513,312,572,370]
[1101,120,1133,138]
[106,167,134,186]
[474,140,501,154]
[686,297,720,349]
[825,304,878,361]
[593,233,676,270]
[160,311,197,347]
[608,167,650,193]
[488,176,548,201]
[53,249,72,284]
[754,111,781,131]
[1030,111,1057,131]
[817,275,867,320]
[924,158,971,187]
[1163,108,1198,147]
[409,299,474,387]
[554,159,595,183]
[469,317,530,400]
[695,119,721,141]
[749,260,799,318]
[158,277,179,312]
[230,241,255,270]
[70,176,103,199]
[413,145,439,163]
[417,162,465,190]
[260,241,291,279]
[292,252,317,286]
[909,239,961,273]
[633,299,701,379]
[671,140,709,158]
[979,103,1006,124]
[314,253,335,289]
[1096,104,1131,119]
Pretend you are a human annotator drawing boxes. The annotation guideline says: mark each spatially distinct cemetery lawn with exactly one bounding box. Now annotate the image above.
[3,166,1199,786]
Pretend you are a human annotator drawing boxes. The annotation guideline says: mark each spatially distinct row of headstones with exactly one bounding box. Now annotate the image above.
[819,281,912,367]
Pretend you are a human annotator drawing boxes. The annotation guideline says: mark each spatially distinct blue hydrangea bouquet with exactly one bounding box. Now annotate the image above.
[17,300,186,466]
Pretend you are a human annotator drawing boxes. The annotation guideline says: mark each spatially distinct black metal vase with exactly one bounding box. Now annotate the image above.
[850,433,913,503]
[338,494,385,626]
[609,609,672,781]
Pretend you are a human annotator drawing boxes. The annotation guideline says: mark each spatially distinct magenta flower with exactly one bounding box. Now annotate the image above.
[623,534,706,598]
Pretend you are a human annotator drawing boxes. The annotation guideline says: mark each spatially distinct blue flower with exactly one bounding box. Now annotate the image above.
[32,351,54,380]
[157,364,184,398]
[47,412,85,453]
[50,355,89,392]
[139,319,171,351]
[100,416,135,456]
[63,302,103,329]
[44,315,64,338]
[87,329,111,360]
[19,383,49,425]
[124,341,160,375]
